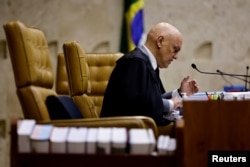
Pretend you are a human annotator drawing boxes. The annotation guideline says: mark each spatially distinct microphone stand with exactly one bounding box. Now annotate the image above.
[216,70,233,86]
[216,70,249,83]
[217,70,249,91]
[191,64,250,91]
[214,69,250,78]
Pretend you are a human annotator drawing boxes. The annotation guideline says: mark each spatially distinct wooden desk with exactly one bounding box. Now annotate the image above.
[180,100,250,167]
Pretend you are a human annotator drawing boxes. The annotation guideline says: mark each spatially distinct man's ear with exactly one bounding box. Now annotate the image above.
[156,36,164,48]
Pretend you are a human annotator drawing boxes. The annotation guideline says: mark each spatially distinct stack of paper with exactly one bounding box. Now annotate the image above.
[16,120,176,156]
[67,127,88,153]
[147,129,156,153]
[50,127,69,153]
[223,91,250,100]
[30,124,53,153]
[157,135,170,155]
[96,127,112,154]
[129,129,151,155]
[157,135,176,155]
[17,119,36,153]
[111,127,127,154]
[86,128,98,154]
[167,138,176,155]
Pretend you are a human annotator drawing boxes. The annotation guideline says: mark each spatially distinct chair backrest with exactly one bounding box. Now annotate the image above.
[3,20,56,121]
[63,41,123,118]
[55,53,69,95]
[86,52,123,115]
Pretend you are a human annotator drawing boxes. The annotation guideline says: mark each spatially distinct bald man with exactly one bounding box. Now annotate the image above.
[100,22,199,126]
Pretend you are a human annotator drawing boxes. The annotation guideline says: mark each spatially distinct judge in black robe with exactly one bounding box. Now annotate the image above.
[100,22,199,126]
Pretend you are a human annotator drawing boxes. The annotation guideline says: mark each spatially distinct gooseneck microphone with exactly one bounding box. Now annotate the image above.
[216,69,250,91]
[216,69,250,81]
[216,69,245,81]
[191,63,219,75]
[214,68,250,77]
[216,69,250,84]
[191,63,233,86]
[191,63,250,91]
[191,63,250,79]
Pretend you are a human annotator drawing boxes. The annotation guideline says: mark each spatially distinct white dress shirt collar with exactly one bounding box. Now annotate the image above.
[139,45,157,70]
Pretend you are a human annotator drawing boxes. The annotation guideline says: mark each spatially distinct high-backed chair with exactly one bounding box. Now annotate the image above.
[87,52,124,115]
[4,21,81,121]
[55,53,69,95]
[4,20,56,121]
[4,21,158,136]
[63,41,123,118]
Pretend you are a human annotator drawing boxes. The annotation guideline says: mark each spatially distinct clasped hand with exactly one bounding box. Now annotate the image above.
[179,76,199,96]
[172,76,199,110]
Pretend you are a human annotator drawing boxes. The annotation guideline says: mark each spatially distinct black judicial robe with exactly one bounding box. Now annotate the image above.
[100,48,171,126]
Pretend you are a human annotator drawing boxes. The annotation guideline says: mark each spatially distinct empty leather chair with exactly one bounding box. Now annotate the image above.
[63,41,123,118]
[4,20,56,121]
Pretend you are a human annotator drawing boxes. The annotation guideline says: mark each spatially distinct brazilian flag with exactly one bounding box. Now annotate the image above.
[120,0,145,53]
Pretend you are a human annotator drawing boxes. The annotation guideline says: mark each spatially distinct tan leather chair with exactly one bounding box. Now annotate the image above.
[55,53,69,95]
[4,21,56,121]
[4,21,158,136]
[86,53,124,116]
[63,41,123,118]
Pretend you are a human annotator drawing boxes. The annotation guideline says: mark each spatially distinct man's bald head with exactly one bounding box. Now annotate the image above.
[144,22,183,68]
[145,22,182,45]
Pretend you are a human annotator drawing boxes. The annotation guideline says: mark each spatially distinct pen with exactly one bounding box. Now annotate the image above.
[205,91,209,100]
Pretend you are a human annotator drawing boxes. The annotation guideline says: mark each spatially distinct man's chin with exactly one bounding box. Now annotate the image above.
[162,65,169,68]
[165,63,171,68]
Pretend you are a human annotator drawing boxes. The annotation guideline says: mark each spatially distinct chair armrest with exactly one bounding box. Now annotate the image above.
[157,122,175,137]
[38,116,158,137]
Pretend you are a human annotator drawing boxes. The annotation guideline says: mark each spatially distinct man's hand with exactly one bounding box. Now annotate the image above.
[179,76,199,96]
[171,96,182,110]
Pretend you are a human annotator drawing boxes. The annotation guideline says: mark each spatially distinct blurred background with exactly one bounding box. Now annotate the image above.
[0,0,250,166]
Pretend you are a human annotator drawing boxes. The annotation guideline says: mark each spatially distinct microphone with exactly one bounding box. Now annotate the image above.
[191,63,220,75]
[191,63,250,89]
[215,68,250,78]
[216,69,250,91]
[191,63,250,80]
[216,69,250,83]
[191,63,233,85]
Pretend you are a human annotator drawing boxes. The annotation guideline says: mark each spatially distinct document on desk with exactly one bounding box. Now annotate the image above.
[185,92,210,101]
[222,91,250,100]
[185,91,226,101]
